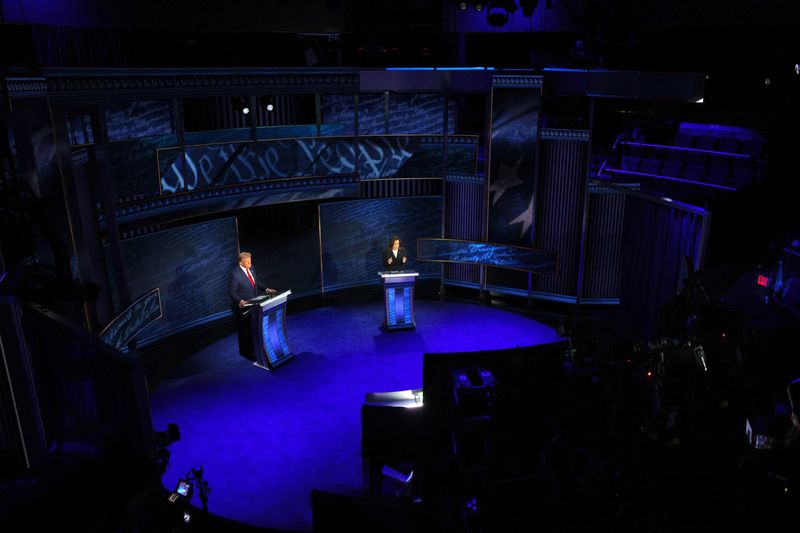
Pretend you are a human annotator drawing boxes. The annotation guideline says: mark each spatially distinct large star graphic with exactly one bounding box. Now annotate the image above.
[489,155,524,206]
[508,192,534,238]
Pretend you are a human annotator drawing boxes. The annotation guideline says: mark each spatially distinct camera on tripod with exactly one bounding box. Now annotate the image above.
[167,465,211,513]
[168,479,193,503]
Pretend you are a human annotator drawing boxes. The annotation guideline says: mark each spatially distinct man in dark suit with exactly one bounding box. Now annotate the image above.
[229,251,274,358]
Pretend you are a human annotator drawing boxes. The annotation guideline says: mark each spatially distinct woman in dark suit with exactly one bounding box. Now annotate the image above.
[383,236,408,272]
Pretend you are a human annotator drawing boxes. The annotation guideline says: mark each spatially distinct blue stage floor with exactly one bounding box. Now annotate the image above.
[149,299,558,531]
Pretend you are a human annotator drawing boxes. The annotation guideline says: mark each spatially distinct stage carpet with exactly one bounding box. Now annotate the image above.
[149,299,558,531]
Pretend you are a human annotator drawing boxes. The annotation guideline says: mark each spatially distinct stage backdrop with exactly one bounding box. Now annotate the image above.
[236,202,322,299]
[319,197,442,291]
[110,125,342,200]
[104,217,238,342]
[322,93,455,135]
[67,99,175,145]
[487,88,540,244]
[486,83,541,292]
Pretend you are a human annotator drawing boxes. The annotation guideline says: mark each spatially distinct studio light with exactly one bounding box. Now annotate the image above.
[232,96,250,115]
[456,0,484,11]
[486,0,517,27]
[365,388,423,408]
[259,95,275,112]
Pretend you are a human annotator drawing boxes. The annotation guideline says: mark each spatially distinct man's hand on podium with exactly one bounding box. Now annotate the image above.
[266,288,277,295]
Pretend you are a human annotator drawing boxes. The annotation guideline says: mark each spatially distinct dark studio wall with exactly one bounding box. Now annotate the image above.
[3,5,800,533]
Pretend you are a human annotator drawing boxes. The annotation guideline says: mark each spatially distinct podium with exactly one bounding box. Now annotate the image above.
[247,290,294,370]
[378,271,419,330]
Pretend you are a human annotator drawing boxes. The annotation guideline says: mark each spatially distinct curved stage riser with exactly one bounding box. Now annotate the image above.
[149,300,556,531]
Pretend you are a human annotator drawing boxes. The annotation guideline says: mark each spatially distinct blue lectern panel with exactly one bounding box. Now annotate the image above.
[402,287,412,323]
[383,281,415,330]
[275,308,291,356]
[387,288,397,325]
[252,292,294,370]
[261,314,279,364]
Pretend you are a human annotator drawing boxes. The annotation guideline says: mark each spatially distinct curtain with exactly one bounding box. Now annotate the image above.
[619,196,706,341]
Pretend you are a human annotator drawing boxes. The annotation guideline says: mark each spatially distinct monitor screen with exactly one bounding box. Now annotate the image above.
[176,480,191,497]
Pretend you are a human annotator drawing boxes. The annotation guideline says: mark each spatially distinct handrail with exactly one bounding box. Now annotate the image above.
[605,168,736,191]
[618,141,751,159]
[589,179,712,215]
[612,132,623,152]
[596,159,607,177]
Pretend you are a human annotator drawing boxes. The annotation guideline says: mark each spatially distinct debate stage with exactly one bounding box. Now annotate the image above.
[148,298,558,532]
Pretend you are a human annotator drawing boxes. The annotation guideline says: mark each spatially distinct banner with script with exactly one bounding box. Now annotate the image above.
[99,288,162,350]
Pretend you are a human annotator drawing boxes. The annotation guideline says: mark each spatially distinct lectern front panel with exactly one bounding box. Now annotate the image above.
[250,290,294,370]
[387,286,413,327]
[379,272,418,330]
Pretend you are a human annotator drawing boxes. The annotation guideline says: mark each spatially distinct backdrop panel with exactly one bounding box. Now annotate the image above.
[444,175,484,285]
[98,288,162,350]
[619,195,709,341]
[487,88,540,244]
[110,125,340,201]
[105,217,238,342]
[533,131,590,299]
[236,202,322,299]
[387,93,455,134]
[320,197,442,291]
[582,184,626,303]
[486,86,541,291]
[418,238,557,273]
[67,100,174,145]
[322,93,456,135]
[158,135,476,194]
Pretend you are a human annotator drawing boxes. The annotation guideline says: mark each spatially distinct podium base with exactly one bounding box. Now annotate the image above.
[382,322,416,331]
[252,361,271,371]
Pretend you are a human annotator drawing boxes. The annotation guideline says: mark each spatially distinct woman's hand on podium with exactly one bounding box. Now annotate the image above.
[387,257,393,265]
[402,257,407,264]
[239,299,246,308]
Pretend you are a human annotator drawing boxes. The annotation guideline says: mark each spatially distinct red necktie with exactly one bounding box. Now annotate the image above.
[246,268,255,288]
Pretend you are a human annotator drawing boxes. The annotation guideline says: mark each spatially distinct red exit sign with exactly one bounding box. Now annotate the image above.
[757,275,770,287]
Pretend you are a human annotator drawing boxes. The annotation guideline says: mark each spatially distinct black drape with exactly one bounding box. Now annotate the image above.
[619,196,707,341]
